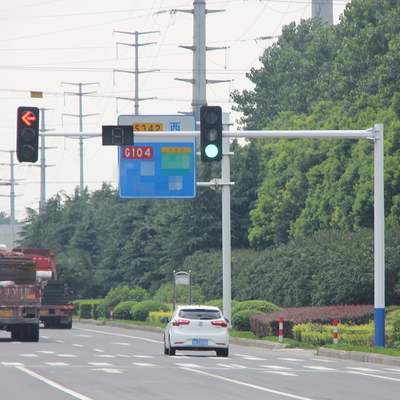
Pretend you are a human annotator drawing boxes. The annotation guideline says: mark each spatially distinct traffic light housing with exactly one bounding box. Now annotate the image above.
[200,105,222,162]
[17,106,39,163]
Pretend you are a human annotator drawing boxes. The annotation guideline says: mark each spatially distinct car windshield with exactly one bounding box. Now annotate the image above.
[178,309,222,320]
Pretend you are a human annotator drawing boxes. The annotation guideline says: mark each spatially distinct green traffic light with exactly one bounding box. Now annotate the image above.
[205,143,219,159]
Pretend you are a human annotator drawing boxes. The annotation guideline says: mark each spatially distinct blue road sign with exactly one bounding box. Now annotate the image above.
[118,115,196,199]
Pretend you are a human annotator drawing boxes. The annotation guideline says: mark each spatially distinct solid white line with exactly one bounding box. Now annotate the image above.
[347,371,400,382]
[181,367,315,400]
[16,366,93,400]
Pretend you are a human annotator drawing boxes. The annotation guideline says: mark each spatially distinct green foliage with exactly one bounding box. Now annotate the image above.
[293,322,374,346]
[79,301,93,319]
[153,282,205,305]
[148,311,173,323]
[388,311,400,348]
[100,285,149,318]
[205,299,240,310]
[113,301,138,320]
[232,300,282,316]
[232,309,263,331]
[130,301,170,322]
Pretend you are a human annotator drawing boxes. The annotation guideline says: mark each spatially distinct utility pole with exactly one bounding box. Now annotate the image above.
[62,82,99,193]
[175,1,226,121]
[312,0,333,25]
[39,108,55,214]
[114,30,159,115]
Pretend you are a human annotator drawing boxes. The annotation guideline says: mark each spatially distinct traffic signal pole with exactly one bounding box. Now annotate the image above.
[41,125,385,346]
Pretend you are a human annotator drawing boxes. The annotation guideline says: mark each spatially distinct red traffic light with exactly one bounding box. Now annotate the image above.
[17,107,39,163]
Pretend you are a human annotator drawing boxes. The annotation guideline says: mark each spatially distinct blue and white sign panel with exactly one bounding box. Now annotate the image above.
[118,115,196,199]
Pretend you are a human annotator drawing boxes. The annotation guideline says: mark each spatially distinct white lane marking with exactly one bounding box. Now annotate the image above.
[93,348,105,352]
[75,327,162,344]
[346,367,380,372]
[385,368,400,372]
[88,362,113,366]
[278,358,304,362]
[217,364,247,369]
[56,354,77,358]
[347,371,400,382]
[19,354,38,357]
[311,358,334,363]
[116,354,130,358]
[170,356,190,359]
[40,336,49,339]
[1,362,24,366]
[175,363,202,368]
[37,351,55,354]
[44,362,69,366]
[242,356,265,360]
[16,366,93,400]
[132,355,154,359]
[181,367,315,400]
[73,344,84,347]
[261,365,292,370]
[304,366,337,371]
[112,342,130,345]
[264,371,298,376]
[92,368,123,374]
[55,340,65,343]
[75,335,91,337]
[94,354,116,358]
[132,363,157,367]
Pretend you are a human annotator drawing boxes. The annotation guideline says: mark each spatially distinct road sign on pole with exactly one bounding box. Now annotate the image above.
[117,115,196,199]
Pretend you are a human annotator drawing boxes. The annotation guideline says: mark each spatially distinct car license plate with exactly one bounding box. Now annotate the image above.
[192,339,208,346]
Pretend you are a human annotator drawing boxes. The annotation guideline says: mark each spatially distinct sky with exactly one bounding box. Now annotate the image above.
[0,0,350,221]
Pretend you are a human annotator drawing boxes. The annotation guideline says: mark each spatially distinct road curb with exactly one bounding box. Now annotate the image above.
[317,347,400,366]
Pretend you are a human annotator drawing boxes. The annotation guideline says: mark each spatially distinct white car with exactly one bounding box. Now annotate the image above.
[163,305,229,357]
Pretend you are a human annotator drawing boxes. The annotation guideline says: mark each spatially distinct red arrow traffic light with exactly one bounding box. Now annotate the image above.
[17,107,39,163]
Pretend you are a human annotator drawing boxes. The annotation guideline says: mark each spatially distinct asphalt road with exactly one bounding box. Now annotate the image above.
[0,322,399,400]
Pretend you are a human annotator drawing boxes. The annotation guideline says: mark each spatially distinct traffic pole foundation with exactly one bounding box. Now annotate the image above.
[110,306,113,320]
[279,317,283,342]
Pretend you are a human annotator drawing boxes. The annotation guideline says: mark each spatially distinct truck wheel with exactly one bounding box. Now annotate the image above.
[60,320,72,329]
[28,323,39,342]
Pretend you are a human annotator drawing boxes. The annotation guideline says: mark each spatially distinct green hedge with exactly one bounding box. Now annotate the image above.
[232,309,263,331]
[113,301,137,320]
[232,300,282,317]
[292,322,374,346]
[131,301,170,321]
[75,299,104,320]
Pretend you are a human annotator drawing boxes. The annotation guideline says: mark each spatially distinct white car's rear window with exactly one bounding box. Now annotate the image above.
[178,309,222,320]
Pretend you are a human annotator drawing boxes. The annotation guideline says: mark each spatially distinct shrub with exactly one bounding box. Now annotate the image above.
[205,299,240,311]
[154,282,205,304]
[232,309,262,331]
[232,300,282,317]
[113,301,138,320]
[91,300,104,320]
[79,301,93,319]
[131,301,170,321]
[293,322,374,346]
[100,286,149,318]
[388,310,400,348]
[250,304,375,339]
[148,311,173,323]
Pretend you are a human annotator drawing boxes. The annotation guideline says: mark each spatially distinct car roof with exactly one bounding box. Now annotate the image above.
[176,305,220,311]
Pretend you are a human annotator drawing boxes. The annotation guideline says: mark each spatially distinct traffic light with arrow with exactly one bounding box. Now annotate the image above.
[17,106,39,163]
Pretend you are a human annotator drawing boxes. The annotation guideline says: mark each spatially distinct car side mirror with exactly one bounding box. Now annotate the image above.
[224,318,229,323]
[161,317,169,323]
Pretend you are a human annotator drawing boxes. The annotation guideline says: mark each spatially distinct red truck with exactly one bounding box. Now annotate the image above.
[0,247,41,341]
[13,248,75,329]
